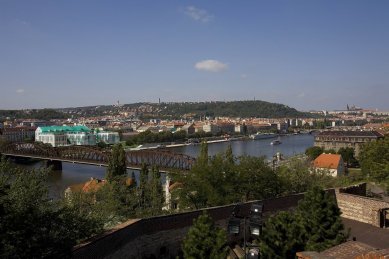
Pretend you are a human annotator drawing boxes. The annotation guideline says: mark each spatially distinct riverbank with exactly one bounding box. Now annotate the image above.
[128,136,247,150]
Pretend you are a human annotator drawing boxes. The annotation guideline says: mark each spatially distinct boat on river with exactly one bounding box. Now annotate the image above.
[270,140,282,145]
[250,132,278,140]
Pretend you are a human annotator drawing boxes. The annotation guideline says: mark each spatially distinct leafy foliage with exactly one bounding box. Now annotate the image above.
[337,147,357,167]
[277,158,335,194]
[259,211,305,259]
[173,143,279,210]
[106,144,127,181]
[182,211,228,259]
[0,157,102,258]
[305,146,324,161]
[126,130,188,146]
[260,187,348,258]
[297,186,348,251]
[359,137,389,182]
[0,108,66,120]
[158,101,310,119]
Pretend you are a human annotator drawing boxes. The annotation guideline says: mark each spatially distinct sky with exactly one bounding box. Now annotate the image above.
[1,0,389,111]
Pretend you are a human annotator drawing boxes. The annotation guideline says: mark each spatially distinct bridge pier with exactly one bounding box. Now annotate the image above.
[46,160,63,171]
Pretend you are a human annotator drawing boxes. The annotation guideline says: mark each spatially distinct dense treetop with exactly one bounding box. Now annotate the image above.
[0,109,66,121]
[156,100,310,118]
[1,100,313,120]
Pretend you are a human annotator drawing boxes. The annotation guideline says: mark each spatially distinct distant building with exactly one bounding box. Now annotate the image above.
[96,131,120,144]
[313,153,345,177]
[35,125,95,147]
[0,127,36,142]
[180,124,195,135]
[202,123,220,134]
[216,122,235,134]
[314,131,383,156]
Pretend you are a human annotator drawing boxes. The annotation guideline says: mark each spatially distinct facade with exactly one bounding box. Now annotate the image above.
[35,125,93,147]
[0,127,36,142]
[202,123,220,134]
[314,130,383,156]
[313,153,345,177]
[180,124,195,135]
[96,131,120,144]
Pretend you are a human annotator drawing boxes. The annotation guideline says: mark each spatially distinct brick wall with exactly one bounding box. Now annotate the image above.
[72,192,314,259]
[336,184,389,227]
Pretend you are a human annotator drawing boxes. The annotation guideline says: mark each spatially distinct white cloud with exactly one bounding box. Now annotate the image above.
[241,74,248,79]
[195,59,228,72]
[16,89,25,94]
[184,6,213,23]
[298,92,305,98]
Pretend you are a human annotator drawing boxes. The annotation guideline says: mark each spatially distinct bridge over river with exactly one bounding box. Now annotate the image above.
[0,142,196,172]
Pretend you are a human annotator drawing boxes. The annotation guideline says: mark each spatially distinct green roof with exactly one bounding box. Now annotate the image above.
[38,125,91,133]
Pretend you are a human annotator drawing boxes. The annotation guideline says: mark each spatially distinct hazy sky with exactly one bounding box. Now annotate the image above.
[1,1,388,111]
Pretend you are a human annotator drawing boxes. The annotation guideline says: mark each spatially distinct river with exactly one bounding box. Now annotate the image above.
[15,133,314,199]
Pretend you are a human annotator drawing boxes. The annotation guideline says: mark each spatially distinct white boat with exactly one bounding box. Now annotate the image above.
[250,133,278,140]
[270,140,282,145]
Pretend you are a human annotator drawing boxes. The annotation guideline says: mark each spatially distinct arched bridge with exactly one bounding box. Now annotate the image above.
[0,142,196,172]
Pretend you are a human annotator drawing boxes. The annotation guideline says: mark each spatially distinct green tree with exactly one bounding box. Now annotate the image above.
[148,166,164,215]
[259,187,347,257]
[337,147,357,167]
[197,141,209,166]
[305,146,324,161]
[359,137,389,182]
[106,144,127,181]
[0,157,102,258]
[182,211,228,259]
[260,211,305,259]
[297,186,348,251]
[236,155,280,201]
[277,158,335,195]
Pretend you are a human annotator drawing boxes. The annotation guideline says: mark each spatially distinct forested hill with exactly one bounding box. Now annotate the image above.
[157,101,309,118]
[0,100,312,120]
[0,109,66,121]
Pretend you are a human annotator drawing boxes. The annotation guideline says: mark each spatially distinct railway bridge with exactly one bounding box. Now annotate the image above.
[0,142,196,172]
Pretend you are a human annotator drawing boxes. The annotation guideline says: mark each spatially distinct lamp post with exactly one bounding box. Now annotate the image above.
[228,202,263,259]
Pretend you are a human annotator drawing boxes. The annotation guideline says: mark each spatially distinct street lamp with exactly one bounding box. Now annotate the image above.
[227,202,263,259]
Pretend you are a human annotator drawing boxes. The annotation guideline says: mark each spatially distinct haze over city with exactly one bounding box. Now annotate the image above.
[1,0,389,111]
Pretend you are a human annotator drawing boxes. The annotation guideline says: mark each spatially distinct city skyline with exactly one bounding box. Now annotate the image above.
[1,1,389,111]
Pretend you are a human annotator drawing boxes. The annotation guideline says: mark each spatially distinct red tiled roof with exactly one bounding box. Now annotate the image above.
[314,154,342,169]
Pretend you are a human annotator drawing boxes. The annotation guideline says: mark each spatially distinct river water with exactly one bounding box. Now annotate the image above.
[16,134,314,199]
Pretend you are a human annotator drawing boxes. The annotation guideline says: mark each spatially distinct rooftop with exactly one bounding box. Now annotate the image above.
[37,125,91,133]
[317,130,383,138]
[314,154,342,169]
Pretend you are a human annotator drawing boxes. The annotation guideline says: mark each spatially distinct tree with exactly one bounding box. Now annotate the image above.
[182,211,228,259]
[106,144,127,181]
[277,158,335,195]
[259,187,348,257]
[148,166,164,215]
[197,141,209,166]
[305,146,324,161]
[359,137,389,182]
[259,211,305,259]
[236,155,280,201]
[0,157,102,258]
[296,186,348,251]
[337,147,357,167]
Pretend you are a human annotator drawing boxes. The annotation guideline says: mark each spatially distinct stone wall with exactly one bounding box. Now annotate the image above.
[339,183,367,196]
[72,192,312,259]
[336,184,389,227]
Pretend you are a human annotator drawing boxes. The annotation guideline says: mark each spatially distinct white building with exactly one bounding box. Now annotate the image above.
[96,131,120,144]
[35,125,97,147]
